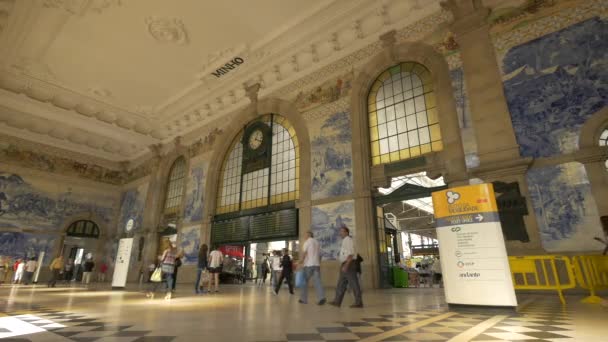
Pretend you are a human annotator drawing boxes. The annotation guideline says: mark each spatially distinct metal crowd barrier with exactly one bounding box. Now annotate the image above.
[572,255,608,304]
[508,255,576,305]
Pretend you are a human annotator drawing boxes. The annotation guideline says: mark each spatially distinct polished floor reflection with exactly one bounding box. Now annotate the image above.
[0,283,605,341]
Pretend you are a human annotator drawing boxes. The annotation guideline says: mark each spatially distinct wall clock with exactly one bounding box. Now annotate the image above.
[242,121,272,173]
[125,218,134,232]
[248,129,264,150]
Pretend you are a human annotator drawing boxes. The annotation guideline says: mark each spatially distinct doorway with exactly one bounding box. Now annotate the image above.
[62,220,100,282]
[374,173,446,288]
[216,239,299,285]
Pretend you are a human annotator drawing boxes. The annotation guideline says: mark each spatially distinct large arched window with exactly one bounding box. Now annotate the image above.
[368,62,442,165]
[164,157,186,215]
[66,220,100,238]
[600,128,608,170]
[216,114,299,215]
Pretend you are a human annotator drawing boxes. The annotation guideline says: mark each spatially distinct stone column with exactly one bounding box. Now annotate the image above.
[442,0,520,164]
[583,160,608,217]
[140,147,163,269]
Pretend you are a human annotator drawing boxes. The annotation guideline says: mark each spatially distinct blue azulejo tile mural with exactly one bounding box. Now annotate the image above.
[311,111,353,200]
[183,159,207,224]
[0,171,116,232]
[118,182,148,233]
[527,162,604,252]
[178,225,201,265]
[311,200,355,261]
[502,17,608,158]
[0,232,57,263]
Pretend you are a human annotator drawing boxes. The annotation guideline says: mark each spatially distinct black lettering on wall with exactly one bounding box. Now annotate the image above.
[211,57,245,78]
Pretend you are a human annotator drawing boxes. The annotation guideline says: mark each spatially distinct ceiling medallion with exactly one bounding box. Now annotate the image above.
[43,0,122,15]
[144,17,189,45]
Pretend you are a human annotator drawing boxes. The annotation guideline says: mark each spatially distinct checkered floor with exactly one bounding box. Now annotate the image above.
[0,303,176,342]
[278,302,575,341]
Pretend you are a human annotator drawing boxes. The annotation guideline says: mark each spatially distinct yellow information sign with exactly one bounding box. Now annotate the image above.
[432,183,498,219]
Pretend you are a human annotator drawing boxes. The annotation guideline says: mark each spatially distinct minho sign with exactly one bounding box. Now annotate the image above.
[432,183,517,307]
[211,57,244,78]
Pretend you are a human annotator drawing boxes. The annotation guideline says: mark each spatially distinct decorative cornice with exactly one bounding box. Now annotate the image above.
[42,0,121,15]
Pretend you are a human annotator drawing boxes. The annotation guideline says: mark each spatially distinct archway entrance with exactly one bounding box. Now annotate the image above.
[374,173,446,288]
[210,114,301,284]
[62,220,100,282]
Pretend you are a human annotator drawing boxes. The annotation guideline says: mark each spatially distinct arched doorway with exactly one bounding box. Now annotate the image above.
[210,113,301,283]
[62,219,100,282]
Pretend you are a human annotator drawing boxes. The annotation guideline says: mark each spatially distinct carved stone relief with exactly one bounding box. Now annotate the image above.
[144,16,189,45]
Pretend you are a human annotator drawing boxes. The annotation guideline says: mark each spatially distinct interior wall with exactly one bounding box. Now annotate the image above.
[0,163,120,281]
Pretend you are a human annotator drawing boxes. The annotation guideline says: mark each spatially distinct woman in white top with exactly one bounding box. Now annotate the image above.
[208,247,223,293]
[270,250,282,288]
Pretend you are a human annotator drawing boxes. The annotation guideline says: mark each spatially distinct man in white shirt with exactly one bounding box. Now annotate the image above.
[270,250,282,288]
[298,231,326,305]
[208,248,223,293]
[23,257,38,285]
[330,226,363,308]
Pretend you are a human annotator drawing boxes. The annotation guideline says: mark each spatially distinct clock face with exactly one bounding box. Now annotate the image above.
[125,219,134,232]
[248,129,264,150]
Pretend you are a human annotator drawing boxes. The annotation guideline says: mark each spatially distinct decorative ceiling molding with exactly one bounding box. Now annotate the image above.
[9,57,57,82]
[0,71,160,140]
[155,0,444,143]
[0,0,16,33]
[42,0,121,16]
[144,16,189,45]
[0,0,448,163]
[0,131,120,169]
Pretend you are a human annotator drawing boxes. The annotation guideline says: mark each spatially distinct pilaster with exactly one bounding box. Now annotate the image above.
[442,0,521,164]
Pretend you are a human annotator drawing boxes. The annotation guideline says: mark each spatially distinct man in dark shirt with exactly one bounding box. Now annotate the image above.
[82,258,95,285]
[273,248,294,295]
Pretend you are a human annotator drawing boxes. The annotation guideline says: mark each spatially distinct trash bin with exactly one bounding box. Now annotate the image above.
[392,267,408,288]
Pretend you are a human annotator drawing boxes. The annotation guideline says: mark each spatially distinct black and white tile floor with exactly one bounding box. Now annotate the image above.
[276,302,576,341]
[0,304,176,342]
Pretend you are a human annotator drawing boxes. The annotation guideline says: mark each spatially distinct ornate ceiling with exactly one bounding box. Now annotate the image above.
[0,0,442,162]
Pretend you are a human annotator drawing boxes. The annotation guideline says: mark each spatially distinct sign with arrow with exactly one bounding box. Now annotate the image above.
[432,183,516,308]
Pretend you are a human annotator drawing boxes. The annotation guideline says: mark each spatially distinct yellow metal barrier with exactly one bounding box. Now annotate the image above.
[508,255,576,305]
[572,255,608,304]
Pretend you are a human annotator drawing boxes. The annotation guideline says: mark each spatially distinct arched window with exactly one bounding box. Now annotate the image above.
[164,157,186,215]
[600,128,608,170]
[368,62,442,165]
[66,220,100,238]
[216,114,299,215]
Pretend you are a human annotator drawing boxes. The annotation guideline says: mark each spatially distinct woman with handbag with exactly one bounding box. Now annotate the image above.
[160,244,178,300]
[195,244,209,294]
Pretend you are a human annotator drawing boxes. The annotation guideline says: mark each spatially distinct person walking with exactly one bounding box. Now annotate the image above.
[258,254,269,287]
[0,256,7,284]
[98,261,108,282]
[48,255,64,288]
[160,244,178,300]
[23,257,38,285]
[13,258,24,284]
[270,250,282,288]
[208,246,223,293]
[63,259,74,283]
[195,244,209,294]
[172,256,182,292]
[273,248,294,295]
[329,226,363,308]
[82,258,95,285]
[299,231,326,305]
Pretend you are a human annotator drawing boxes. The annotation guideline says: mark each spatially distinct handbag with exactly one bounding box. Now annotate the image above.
[295,270,305,288]
[150,267,162,282]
